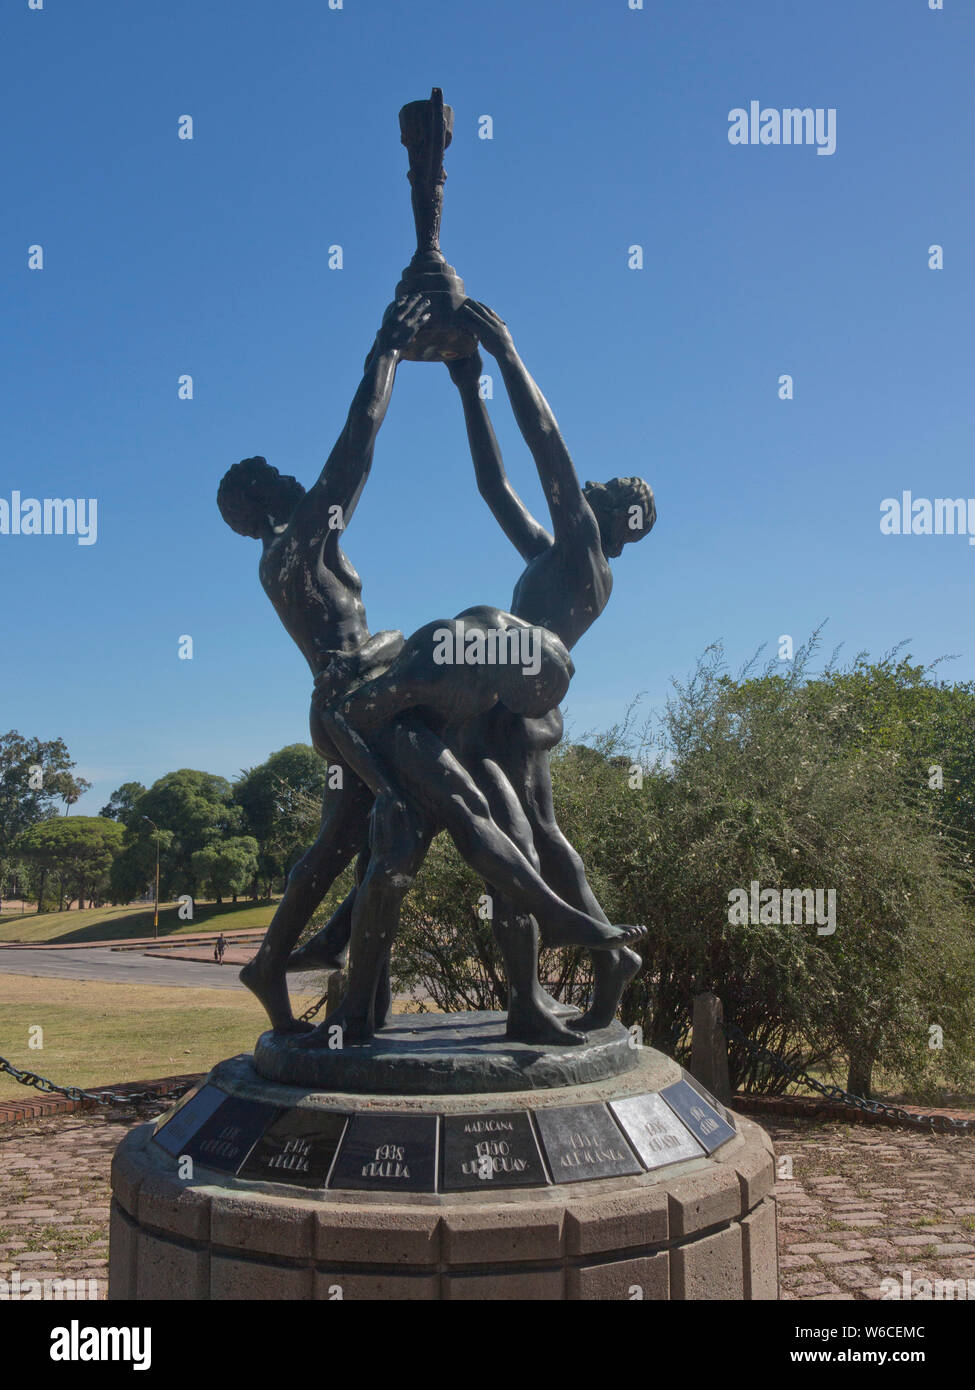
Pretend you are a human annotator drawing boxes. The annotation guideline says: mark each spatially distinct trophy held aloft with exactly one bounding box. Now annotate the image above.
[395,88,478,362]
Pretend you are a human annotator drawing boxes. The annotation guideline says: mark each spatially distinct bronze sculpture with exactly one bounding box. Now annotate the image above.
[217,90,655,1046]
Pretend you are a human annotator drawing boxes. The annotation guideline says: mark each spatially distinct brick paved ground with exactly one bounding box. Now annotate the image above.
[1,1110,973,1300]
[0,1110,134,1299]
[769,1118,975,1300]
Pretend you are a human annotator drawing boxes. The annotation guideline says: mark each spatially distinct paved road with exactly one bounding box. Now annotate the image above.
[0,946,321,991]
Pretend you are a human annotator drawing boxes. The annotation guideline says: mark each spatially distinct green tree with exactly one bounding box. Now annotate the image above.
[109,823,174,905]
[17,816,125,912]
[640,646,975,1098]
[115,770,243,898]
[235,744,328,894]
[798,652,975,882]
[0,731,91,899]
[99,781,147,825]
[190,837,260,904]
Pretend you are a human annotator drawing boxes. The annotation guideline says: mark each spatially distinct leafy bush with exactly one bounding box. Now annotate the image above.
[389,635,975,1098]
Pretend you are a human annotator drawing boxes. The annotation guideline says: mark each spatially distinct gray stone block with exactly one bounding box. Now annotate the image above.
[564,1184,669,1256]
[210,1252,312,1300]
[442,1205,563,1266]
[443,1267,565,1300]
[666,1164,742,1238]
[210,1191,314,1260]
[315,1270,440,1300]
[671,1224,744,1300]
[742,1197,778,1300]
[135,1230,209,1301]
[107,1200,137,1300]
[314,1206,442,1266]
[567,1251,669,1300]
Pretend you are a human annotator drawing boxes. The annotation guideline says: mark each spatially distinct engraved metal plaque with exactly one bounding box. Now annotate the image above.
[441,1111,548,1191]
[534,1103,641,1183]
[238,1109,348,1188]
[682,1069,736,1125]
[329,1113,438,1193]
[152,1082,227,1157]
[661,1079,737,1154]
[610,1093,706,1171]
[181,1095,282,1173]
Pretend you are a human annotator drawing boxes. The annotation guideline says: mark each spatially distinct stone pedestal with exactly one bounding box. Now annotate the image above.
[109,1031,778,1301]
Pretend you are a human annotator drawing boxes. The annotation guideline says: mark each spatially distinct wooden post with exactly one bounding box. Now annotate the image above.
[690,991,732,1104]
[326,968,347,1014]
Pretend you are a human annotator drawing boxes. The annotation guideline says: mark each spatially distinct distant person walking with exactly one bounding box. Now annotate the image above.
[214,933,227,965]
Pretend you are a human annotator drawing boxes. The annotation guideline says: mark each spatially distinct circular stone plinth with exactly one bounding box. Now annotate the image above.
[253,1009,638,1095]
[108,1047,779,1301]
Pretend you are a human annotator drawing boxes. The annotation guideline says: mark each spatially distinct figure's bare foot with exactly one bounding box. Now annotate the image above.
[571,947,642,1032]
[506,1000,588,1047]
[287,936,347,973]
[537,986,573,1016]
[539,917,646,951]
[297,1000,374,1047]
[240,957,311,1032]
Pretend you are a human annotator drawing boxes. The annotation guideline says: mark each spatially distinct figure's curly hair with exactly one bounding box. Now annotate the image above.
[584,476,655,531]
[217,456,306,537]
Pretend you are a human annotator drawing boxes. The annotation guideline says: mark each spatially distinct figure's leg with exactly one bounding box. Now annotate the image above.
[305,796,434,1044]
[314,625,638,949]
[374,953,393,1030]
[522,751,641,1032]
[374,718,644,953]
[240,770,373,1031]
[287,844,369,972]
[490,890,589,1045]
[471,757,586,1045]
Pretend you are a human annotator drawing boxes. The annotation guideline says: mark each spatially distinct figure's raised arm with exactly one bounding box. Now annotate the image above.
[298,295,430,539]
[458,300,592,543]
[447,350,551,561]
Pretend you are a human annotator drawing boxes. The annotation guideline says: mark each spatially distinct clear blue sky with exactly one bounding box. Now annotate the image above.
[3,0,973,815]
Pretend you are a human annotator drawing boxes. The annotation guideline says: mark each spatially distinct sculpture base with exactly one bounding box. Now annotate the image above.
[108,1044,778,1300]
[253,1009,638,1094]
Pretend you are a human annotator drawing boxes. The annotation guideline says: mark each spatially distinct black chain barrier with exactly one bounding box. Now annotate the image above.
[297,993,329,1024]
[5,1020,973,1133]
[0,1054,192,1113]
[723,1021,975,1135]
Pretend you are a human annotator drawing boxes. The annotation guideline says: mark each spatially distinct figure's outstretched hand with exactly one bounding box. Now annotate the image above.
[447,349,484,389]
[375,293,431,353]
[459,299,513,357]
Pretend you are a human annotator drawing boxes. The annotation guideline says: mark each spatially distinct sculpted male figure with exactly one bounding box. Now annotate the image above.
[217,295,428,1031]
[218,295,644,1036]
[447,299,656,1034]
